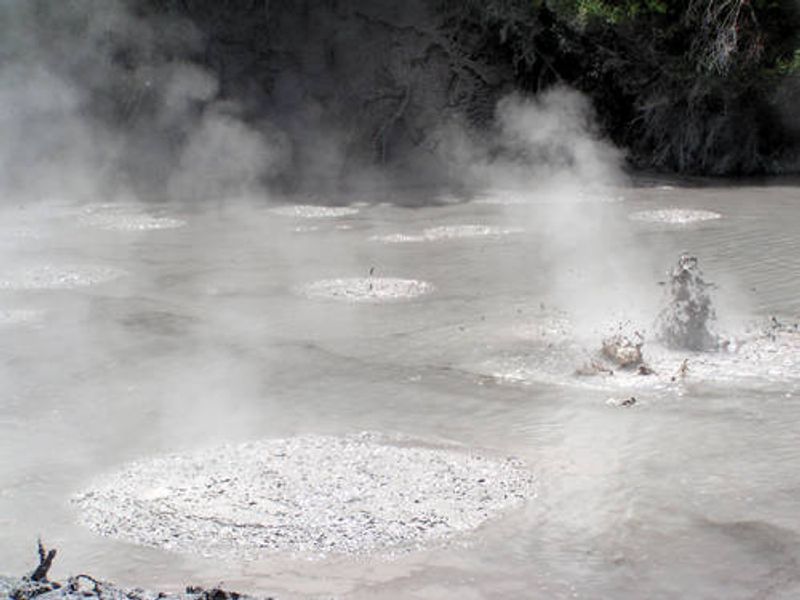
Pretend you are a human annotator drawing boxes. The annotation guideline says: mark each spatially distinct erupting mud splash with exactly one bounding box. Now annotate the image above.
[0,265,125,290]
[74,433,531,560]
[79,205,186,232]
[656,254,718,351]
[299,277,433,302]
[629,208,722,224]
[370,225,523,243]
[269,205,360,218]
[482,323,800,394]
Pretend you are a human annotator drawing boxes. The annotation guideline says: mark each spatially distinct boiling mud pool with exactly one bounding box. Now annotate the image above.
[2,180,800,599]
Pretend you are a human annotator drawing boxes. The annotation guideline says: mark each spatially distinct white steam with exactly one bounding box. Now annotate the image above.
[0,0,285,205]
[439,87,659,339]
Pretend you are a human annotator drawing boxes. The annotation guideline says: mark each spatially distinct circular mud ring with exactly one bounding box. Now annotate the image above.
[371,225,523,243]
[80,213,186,232]
[629,209,721,225]
[299,277,432,302]
[270,205,359,218]
[0,265,125,290]
[74,433,531,559]
[79,204,186,232]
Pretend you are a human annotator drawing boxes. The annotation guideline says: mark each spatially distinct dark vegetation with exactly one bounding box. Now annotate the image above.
[438,0,800,174]
[139,0,798,176]
[19,0,799,185]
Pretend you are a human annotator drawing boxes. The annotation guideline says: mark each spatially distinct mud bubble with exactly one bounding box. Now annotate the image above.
[656,254,719,351]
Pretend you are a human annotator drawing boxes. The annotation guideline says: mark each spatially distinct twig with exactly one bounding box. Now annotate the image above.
[67,574,104,595]
[30,540,56,583]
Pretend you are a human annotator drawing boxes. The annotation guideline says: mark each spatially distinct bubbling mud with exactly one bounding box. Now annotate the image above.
[370,225,523,244]
[0,265,125,290]
[629,208,721,224]
[73,433,531,560]
[298,277,433,302]
[269,205,359,218]
[478,253,799,393]
[480,326,800,393]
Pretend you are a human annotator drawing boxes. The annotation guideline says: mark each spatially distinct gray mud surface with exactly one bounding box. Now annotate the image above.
[5,185,800,599]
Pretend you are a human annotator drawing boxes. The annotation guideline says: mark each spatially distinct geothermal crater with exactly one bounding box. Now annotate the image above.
[74,433,531,560]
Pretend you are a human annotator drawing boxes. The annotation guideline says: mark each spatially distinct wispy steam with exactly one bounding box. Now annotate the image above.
[436,86,657,338]
[0,1,283,205]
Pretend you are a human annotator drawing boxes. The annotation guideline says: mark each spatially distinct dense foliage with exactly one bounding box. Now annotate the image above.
[440,0,800,174]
